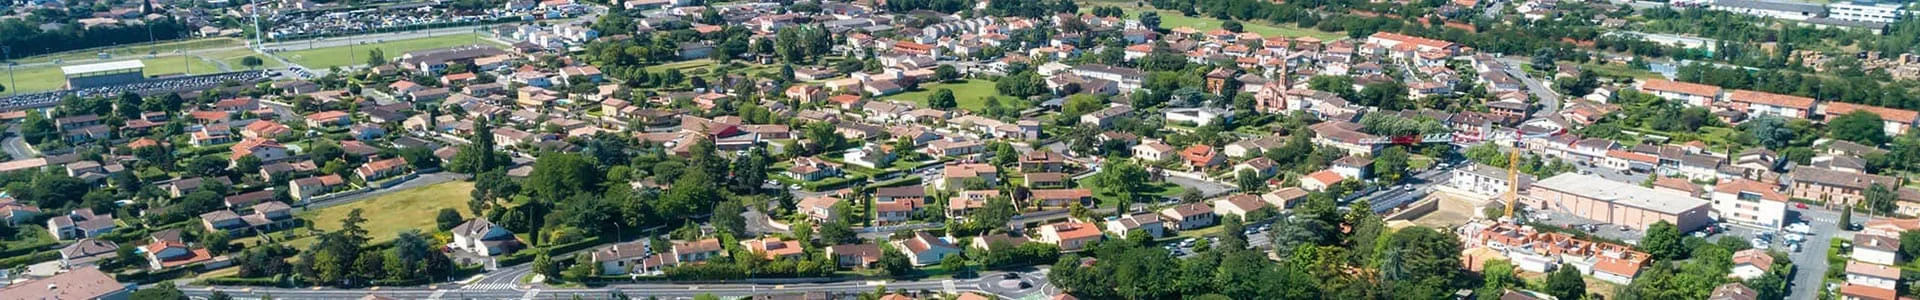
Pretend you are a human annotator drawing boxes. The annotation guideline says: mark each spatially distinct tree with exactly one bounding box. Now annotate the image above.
[1866,183,1897,215]
[436,208,464,231]
[1841,206,1855,231]
[524,152,603,200]
[1544,263,1587,300]
[1235,169,1264,192]
[1830,111,1890,145]
[366,48,387,66]
[533,251,559,277]
[1221,20,1244,33]
[240,56,265,69]
[1642,221,1685,260]
[711,199,748,235]
[929,89,957,109]
[1139,11,1161,29]
[1478,260,1522,299]
[878,247,913,276]
[1374,147,1411,183]
[941,254,973,277]
[935,65,960,82]
[1740,116,1795,149]
[130,283,186,300]
[1900,231,1920,262]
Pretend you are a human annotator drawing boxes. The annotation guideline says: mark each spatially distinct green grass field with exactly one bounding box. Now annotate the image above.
[1156,11,1345,40]
[13,38,242,65]
[1081,5,1345,40]
[302,181,476,244]
[208,49,284,70]
[279,33,504,70]
[3,56,222,93]
[883,79,1020,111]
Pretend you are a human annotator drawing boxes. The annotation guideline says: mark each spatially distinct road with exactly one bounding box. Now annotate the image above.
[1495,56,1564,115]
[1782,207,1855,300]
[2,125,37,160]
[181,269,1053,299]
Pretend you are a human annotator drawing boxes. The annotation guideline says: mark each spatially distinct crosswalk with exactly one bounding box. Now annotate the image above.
[943,280,956,295]
[463,283,517,290]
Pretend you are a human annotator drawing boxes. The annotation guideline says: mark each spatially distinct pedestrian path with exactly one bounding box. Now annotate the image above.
[463,283,517,290]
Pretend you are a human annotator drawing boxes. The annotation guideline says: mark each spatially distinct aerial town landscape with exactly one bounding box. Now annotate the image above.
[4,0,1920,298]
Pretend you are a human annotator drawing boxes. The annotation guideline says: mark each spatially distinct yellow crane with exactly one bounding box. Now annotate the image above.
[1501,148,1521,222]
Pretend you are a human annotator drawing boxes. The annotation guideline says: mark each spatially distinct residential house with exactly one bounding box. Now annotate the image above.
[450,218,520,256]
[1037,221,1104,251]
[289,174,347,202]
[1728,90,1815,119]
[1711,179,1788,229]
[354,158,410,182]
[48,209,115,240]
[787,157,844,181]
[1791,167,1899,207]
[1729,249,1773,280]
[827,243,883,268]
[741,237,808,261]
[941,163,1000,190]
[592,241,651,275]
[1159,203,1217,230]
[1104,213,1166,239]
[798,196,843,222]
[890,232,960,266]
[1212,194,1269,219]
[1846,261,1901,291]
[58,238,118,269]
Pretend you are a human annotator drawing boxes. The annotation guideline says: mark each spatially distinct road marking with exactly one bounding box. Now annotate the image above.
[428,290,448,300]
[521,289,540,300]
[943,280,956,294]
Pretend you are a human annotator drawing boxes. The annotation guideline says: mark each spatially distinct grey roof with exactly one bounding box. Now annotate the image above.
[1714,0,1826,13]
[60,238,119,258]
[1804,17,1888,29]
[1532,174,1710,214]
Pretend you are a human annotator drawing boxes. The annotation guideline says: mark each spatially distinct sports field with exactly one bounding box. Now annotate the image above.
[3,56,222,94]
[208,49,285,70]
[12,38,242,65]
[277,33,505,70]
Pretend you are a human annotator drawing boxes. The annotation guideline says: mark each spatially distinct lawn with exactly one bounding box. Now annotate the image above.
[279,33,504,70]
[2,56,222,93]
[1077,177,1187,210]
[883,79,1014,111]
[302,181,476,244]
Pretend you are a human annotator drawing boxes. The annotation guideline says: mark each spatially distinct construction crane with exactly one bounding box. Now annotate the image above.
[1352,128,1562,222]
[1501,148,1521,222]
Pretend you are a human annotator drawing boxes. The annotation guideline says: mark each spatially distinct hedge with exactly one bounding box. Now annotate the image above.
[200,277,285,287]
[0,250,59,269]
[0,241,58,257]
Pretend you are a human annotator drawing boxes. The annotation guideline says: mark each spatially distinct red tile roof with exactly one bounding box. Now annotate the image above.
[1729,90,1815,109]
[1639,79,1722,97]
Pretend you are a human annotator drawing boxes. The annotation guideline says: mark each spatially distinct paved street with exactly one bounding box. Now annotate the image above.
[180,268,1053,299]
[2,125,37,160]
[1495,56,1565,114]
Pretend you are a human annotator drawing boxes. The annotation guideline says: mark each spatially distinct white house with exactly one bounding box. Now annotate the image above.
[1728,249,1773,281]
[1845,261,1901,291]
[1711,179,1789,229]
[450,218,519,256]
[1104,213,1165,239]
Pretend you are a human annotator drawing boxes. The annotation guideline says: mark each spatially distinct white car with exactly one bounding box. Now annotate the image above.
[1751,238,1770,250]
